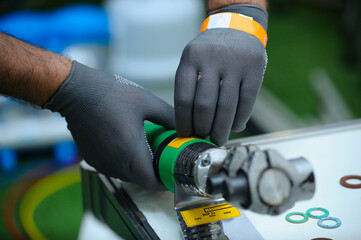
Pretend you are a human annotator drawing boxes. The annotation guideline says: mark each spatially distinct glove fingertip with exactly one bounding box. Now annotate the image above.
[210,134,227,147]
[175,123,192,138]
[175,130,189,138]
[145,97,175,130]
[232,122,246,132]
[163,108,175,130]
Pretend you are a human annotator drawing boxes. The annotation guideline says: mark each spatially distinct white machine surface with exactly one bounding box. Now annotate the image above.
[124,119,361,240]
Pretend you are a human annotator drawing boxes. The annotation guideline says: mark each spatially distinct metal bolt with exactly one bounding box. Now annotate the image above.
[201,158,210,166]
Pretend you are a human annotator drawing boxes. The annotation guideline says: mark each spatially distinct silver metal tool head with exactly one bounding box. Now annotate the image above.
[204,145,316,215]
[247,149,315,215]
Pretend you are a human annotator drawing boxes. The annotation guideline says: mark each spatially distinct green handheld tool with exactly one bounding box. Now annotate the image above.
[145,123,316,215]
[145,123,215,193]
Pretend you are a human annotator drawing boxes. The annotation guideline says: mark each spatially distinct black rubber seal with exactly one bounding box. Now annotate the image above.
[152,133,178,182]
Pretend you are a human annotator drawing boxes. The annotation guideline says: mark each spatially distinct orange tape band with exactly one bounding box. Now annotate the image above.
[200,12,268,48]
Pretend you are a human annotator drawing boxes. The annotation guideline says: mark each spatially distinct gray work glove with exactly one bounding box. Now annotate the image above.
[45,61,174,190]
[175,5,268,146]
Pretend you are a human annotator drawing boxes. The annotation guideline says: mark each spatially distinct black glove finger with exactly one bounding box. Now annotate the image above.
[174,64,198,137]
[193,69,220,138]
[232,75,263,131]
[210,78,240,146]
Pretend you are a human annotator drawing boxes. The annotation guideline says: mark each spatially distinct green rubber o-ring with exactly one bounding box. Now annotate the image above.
[306,207,329,219]
[286,212,309,223]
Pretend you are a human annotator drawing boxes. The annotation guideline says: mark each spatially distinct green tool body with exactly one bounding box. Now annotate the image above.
[145,123,215,192]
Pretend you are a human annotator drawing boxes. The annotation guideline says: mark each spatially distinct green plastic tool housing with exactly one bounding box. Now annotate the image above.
[145,123,215,192]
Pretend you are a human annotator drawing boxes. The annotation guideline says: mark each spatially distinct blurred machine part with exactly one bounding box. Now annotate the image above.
[105,0,205,104]
[63,43,109,70]
[0,4,109,54]
[0,97,72,150]
[251,68,355,134]
[309,68,354,123]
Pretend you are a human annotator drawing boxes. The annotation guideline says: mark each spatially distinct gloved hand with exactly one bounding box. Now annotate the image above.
[45,61,174,190]
[175,4,268,146]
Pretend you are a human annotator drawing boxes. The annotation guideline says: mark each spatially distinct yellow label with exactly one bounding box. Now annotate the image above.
[180,202,241,227]
[168,137,197,149]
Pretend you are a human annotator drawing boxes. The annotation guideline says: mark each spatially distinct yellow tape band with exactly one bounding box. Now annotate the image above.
[180,202,241,227]
[167,137,197,149]
[200,12,268,48]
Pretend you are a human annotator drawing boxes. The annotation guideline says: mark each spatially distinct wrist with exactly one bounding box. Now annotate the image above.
[44,61,116,118]
[43,56,72,105]
[0,33,72,106]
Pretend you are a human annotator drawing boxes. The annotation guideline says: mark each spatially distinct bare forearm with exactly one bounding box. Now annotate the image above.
[0,33,71,106]
[206,0,267,12]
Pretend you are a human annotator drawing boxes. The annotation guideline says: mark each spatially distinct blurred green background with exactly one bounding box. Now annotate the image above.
[265,1,361,118]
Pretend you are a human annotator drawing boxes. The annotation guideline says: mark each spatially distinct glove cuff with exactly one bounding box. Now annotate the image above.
[201,8,268,47]
[208,4,268,31]
[44,61,116,118]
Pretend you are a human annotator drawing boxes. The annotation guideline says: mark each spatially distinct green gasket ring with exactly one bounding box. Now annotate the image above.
[285,212,309,223]
[306,207,329,219]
